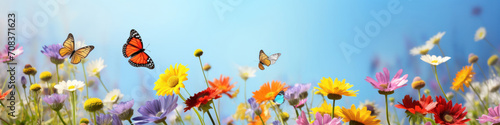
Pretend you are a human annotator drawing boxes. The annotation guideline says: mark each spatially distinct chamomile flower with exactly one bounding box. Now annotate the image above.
[420,54,451,66]
[103,89,124,109]
[426,32,446,45]
[410,43,434,56]
[86,57,107,77]
[475,27,486,42]
[54,80,85,94]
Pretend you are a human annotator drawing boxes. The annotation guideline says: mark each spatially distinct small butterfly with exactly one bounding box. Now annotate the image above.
[59,33,95,64]
[258,50,281,70]
[273,90,285,106]
[122,29,155,69]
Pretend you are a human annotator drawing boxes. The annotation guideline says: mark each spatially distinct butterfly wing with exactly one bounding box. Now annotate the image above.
[258,63,265,70]
[59,33,75,57]
[268,53,281,65]
[123,29,143,58]
[273,91,285,105]
[259,50,271,66]
[128,52,155,69]
[70,46,94,64]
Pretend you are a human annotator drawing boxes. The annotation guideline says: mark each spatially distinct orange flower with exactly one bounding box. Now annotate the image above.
[451,64,475,92]
[0,89,13,100]
[252,81,288,104]
[209,75,236,98]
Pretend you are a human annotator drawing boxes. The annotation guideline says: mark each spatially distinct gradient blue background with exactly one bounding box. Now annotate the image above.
[2,0,500,124]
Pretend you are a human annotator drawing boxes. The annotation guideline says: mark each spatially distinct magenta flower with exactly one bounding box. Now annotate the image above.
[0,44,23,62]
[478,104,500,124]
[296,111,342,125]
[365,67,408,92]
[294,98,307,108]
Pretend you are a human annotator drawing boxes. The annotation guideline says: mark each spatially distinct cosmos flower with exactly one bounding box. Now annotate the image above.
[184,87,221,112]
[252,80,288,103]
[451,65,475,92]
[395,95,436,115]
[477,104,500,124]
[426,32,446,45]
[103,89,124,109]
[0,44,23,62]
[365,67,408,93]
[86,57,107,77]
[410,43,434,56]
[315,77,358,100]
[432,96,470,125]
[338,104,381,125]
[108,100,134,120]
[133,95,178,124]
[310,101,341,117]
[475,27,486,41]
[209,75,236,98]
[238,66,257,81]
[420,54,451,66]
[54,80,85,94]
[153,63,189,96]
[42,93,68,111]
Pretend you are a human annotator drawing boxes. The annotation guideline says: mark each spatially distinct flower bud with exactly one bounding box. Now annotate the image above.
[468,53,479,64]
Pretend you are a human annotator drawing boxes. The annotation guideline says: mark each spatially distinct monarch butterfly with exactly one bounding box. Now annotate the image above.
[273,90,285,106]
[122,29,155,69]
[59,33,95,64]
[258,50,281,70]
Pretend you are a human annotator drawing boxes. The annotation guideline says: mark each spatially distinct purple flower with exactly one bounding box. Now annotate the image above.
[21,76,27,87]
[246,97,261,119]
[365,67,408,92]
[41,44,65,64]
[91,113,122,125]
[109,100,134,120]
[42,94,68,111]
[296,111,342,125]
[0,44,23,62]
[284,86,300,100]
[478,104,500,124]
[132,95,178,124]
[272,120,281,125]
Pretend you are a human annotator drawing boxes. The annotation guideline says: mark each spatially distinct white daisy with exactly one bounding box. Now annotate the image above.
[103,89,124,108]
[410,43,434,56]
[420,54,451,66]
[426,32,446,45]
[54,80,85,94]
[238,66,257,81]
[475,27,486,42]
[86,57,107,77]
[486,76,500,92]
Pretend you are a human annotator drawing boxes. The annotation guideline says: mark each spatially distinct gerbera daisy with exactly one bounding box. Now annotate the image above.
[432,96,470,125]
[310,101,341,117]
[451,64,475,92]
[475,27,486,42]
[315,77,358,100]
[365,67,408,93]
[54,80,85,94]
[184,87,222,112]
[394,95,436,115]
[477,104,500,124]
[209,75,236,98]
[153,63,189,96]
[252,80,288,104]
[86,57,106,77]
[410,43,434,56]
[132,95,178,124]
[420,54,451,66]
[426,32,446,45]
[338,104,381,125]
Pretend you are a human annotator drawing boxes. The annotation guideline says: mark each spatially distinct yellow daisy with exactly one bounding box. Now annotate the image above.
[153,63,189,96]
[315,77,358,100]
[310,101,341,117]
[451,64,475,92]
[233,103,250,121]
[339,104,381,125]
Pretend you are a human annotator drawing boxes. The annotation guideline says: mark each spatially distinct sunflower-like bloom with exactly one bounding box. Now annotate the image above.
[252,80,288,104]
[338,104,381,125]
[154,63,189,96]
[395,95,436,115]
[315,77,358,100]
[209,75,236,98]
[184,87,221,112]
[432,96,470,125]
[451,65,475,92]
[310,101,341,117]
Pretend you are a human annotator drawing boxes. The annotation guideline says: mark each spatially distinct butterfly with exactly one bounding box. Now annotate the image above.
[122,29,155,69]
[273,90,285,106]
[59,33,95,64]
[258,50,281,70]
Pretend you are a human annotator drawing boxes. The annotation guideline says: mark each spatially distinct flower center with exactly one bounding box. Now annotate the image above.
[265,92,277,98]
[156,111,164,117]
[92,68,98,73]
[380,83,388,89]
[167,76,180,87]
[479,32,484,37]
[420,49,429,55]
[111,95,118,101]
[444,114,454,123]
[68,85,75,90]
[431,60,439,64]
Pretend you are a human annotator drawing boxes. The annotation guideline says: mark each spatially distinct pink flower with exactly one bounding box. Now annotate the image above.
[0,44,23,62]
[478,104,500,124]
[365,67,408,92]
[295,98,307,108]
[296,111,342,125]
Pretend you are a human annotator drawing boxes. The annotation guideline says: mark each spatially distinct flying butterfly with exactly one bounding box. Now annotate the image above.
[122,29,155,69]
[273,90,285,106]
[258,50,281,70]
[59,33,95,64]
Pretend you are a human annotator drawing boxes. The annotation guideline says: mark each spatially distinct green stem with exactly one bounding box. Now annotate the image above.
[93,112,98,125]
[72,92,77,125]
[207,111,216,125]
[244,80,247,106]
[270,101,284,125]
[0,118,11,125]
[294,107,300,118]
[385,94,391,125]
[175,109,186,125]
[332,100,336,118]
[23,87,34,118]
[469,85,488,112]
[56,64,60,83]
[97,75,109,93]
[183,88,191,96]
[418,89,421,100]
[14,87,26,120]
[82,62,89,99]
[179,94,205,125]
[258,114,266,125]
[198,57,209,87]
[437,45,453,84]
[432,65,449,101]
[305,103,312,123]
[162,121,168,125]
[56,111,67,125]
[28,75,33,85]
[392,106,400,125]
[128,119,134,125]
[476,63,488,80]
[484,38,500,53]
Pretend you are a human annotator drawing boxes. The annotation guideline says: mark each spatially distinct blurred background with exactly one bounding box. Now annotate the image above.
[1,0,500,124]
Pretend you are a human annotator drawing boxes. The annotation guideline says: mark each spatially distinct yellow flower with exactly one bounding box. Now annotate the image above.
[233,103,250,121]
[84,98,104,112]
[315,77,358,100]
[153,63,189,96]
[310,101,341,117]
[339,104,381,125]
[30,84,41,92]
[488,55,498,66]
[23,64,37,75]
[80,118,90,124]
[194,49,203,57]
[451,65,475,92]
[40,71,52,82]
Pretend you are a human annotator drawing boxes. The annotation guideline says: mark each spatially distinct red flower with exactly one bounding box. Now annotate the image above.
[432,96,470,125]
[0,89,12,100]
[184,87,222,112]
[395,95,436,115]
[209,75,236,98]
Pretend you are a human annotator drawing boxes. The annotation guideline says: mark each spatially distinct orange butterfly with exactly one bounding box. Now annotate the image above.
[59,33,94,64]
[258,50,281,70]
[122,29,155,69]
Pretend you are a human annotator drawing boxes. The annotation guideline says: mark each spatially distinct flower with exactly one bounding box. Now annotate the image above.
[184,87,221,112]
[86,57,106,77]
[359,100,381,116]
[233,103,250,121]
[40,71,52,82]
[252,80,288,103]
[410,43,434,56]
[238,66,257,81]
[451,65,475,92]
[30,84,41,92]
[477,104,500,124]
[84,98,104,112]
[432,96,470,125]
[420,54,451,66]
[21,76,27,88]
[41,44,65,64]
[475,27,486,41]
[248,103,271,125]
[411,76,425,90]
[280,112,289,122]
[395,95,436,115]
[132,95,178,124]
[284,85,301,106]
[153,63,189,96]
[296,111,309,125]
[93,113,123,125]
[315,77,358,100]
[209,75,236,98]
[103,89,124,109]
[311,112,342,125]
[80,118,90,124]
[203,63,211,71]
[194,49,203,57]
[489,55,499,66]
[246,97,262,119]
[42,93,68,111]
[54,80,85,94]
[0,44,23,62]
[109,100,134,120]
[468,53,479,64]
[486,76,500,92]
[310,101,341,117]
[338,104,381,125]
[295,98,307,108]
[0,89,13,100]
[426,32,446,45]
[365,67,408,93]
[23,64,37,75]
